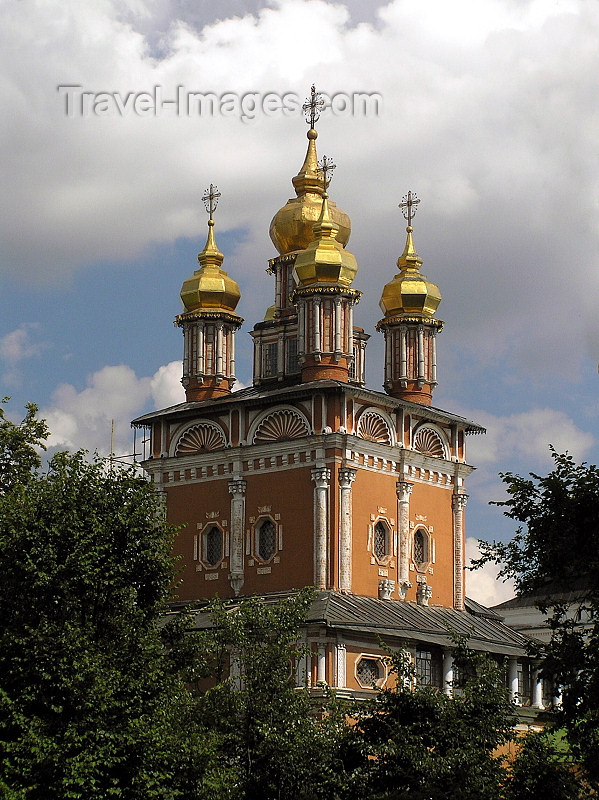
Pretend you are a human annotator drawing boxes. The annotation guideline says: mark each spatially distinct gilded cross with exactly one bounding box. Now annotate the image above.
[317,155,336,191]
[302,84,325,129]
[202,184,221,220]
[399,190,420,226]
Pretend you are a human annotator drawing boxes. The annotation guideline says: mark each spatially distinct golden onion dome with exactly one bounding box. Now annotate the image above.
[269,128,351,255]
[379,226,441,318]
[180,219,241,314]
[293,194,358,288]
[263,303,276,321]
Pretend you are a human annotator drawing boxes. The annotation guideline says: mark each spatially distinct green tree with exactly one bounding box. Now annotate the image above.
[504,730,587,800]
[340,644,515,800]
[164,590,348,800]
[0,426,205,798]
[0,400,48,493]
[474,449,599,791]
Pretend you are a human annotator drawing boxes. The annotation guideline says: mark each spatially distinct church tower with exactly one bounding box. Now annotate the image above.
[177,185,242,402]
[378,192,442,406]
[131,87,533,701]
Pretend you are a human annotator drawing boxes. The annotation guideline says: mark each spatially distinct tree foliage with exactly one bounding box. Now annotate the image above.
[475,449,599,791]
[340,645,515,800]
[0,406,202,799]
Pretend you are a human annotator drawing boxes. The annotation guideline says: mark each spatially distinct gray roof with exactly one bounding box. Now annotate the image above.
[132,380,485,434]
[173,591,529,657]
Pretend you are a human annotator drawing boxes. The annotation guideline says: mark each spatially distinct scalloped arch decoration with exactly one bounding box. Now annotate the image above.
[413,426,447,458]
[175,422,227,455]
[356,410,392,445]
[252,409,310,444]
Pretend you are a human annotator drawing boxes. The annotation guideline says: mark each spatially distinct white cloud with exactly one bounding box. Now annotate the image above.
[465,408,594,467]
[150,360,185,408]
[0,323,46,363]
[0,323,49,388]
[466,537,515,608]
[41,364,153,456]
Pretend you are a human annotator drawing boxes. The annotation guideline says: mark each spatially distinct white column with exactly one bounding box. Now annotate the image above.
[339,468,356,592]
[417,325,425,381]
[396,481,413,599]
[317,643,327,685]
[314,298,321,355]
[229,327,236,380]
[442,649,454,696]
[228,479,247,596]
[312,467,331,589]
[532,667,544,709]
[197,324,205,375]
[334,296,342,356]
[335,643,346,689]
[400,326,407,379]
[298,300,305,356]
[452,493,468,611]
[275,264,282,311]
[431,329,437,384]
[384,328,392,384]
[508,657,520,705]
[296,635,308,688]
[216,323,223,378]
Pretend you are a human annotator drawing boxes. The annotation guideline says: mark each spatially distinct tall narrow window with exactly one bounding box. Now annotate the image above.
[413,528,428,567]
[374,521,389,561]
[416,650,442,687]
[263,343,278,377]
[257,519,276,562]
[205,526,222,567]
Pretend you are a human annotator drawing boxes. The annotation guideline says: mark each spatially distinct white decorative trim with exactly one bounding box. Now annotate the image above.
[248,405,311,444]
[412,423,449,459]
[173,421,227,456]
[355,408,395,446]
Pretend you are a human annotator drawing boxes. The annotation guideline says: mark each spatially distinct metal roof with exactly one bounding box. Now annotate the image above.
[174,591,529,657]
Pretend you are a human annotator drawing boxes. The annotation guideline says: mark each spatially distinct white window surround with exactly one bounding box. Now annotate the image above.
[355,654,388,689]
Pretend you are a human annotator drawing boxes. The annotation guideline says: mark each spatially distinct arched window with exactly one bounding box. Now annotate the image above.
[413,528,428,567]
[204,526,223,567]
[374,521,389,561]
[257,519,276,562]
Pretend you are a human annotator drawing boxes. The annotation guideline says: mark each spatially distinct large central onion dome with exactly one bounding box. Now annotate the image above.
[269,128,351,255]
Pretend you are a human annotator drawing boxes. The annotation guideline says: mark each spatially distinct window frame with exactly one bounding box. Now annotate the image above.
[412,526,431,572]
[371,517,393,565]
[253,515,278,564]
[355,654,387,689]
[198,522,225,570]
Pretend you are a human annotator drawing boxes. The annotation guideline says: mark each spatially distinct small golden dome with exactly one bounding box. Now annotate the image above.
[180,219,241,314]
[293,194,358,288]
[379,226,441,318]
[269,129,351,255]
[263,304,276,321]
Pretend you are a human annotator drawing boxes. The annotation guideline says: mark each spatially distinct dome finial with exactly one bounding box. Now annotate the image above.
[302,83,325,132]
[198,183,224,268]
[397,190,423,271]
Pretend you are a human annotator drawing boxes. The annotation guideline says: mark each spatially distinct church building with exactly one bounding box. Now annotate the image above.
[133,88,542,709]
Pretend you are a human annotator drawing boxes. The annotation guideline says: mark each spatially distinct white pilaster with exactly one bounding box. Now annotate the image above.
[532,667,544,709]
[452,493,468,610]
[339,467,357,592]
[317,643,327,684]
[508,657,520,705]
[335,643,346,688]
[396,481,413,599]
[228,478,247,596]
[312,467,331,589]
[442,649,454,696]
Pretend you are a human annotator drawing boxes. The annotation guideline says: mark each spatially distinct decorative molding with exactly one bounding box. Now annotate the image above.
[175,421,227,455]
[252,407,310,444]
[413,424,448,459]
[356,409,393,445]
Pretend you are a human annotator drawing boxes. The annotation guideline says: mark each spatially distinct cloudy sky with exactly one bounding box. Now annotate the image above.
[2,0,598,606]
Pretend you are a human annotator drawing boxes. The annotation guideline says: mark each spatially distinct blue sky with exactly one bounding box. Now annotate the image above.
[2,0,598,605]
